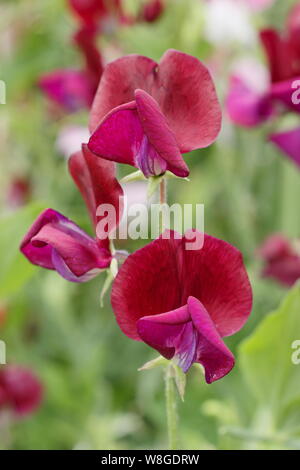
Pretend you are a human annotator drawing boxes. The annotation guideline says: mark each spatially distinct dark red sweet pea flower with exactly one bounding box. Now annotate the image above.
[258,234,300,287]
[88,49,222,178]
[0,366,43,416]
[111,230,252,383]
[21,145,123,283]
[39,26,103,112]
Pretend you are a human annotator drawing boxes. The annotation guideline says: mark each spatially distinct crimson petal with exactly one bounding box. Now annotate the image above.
[89,55,157,131]
[135,89,189,177]
[88,101,143,167]
[69,144,124,237]
[154,49,222,152]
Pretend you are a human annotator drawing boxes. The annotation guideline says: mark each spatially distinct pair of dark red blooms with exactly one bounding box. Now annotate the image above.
[22,49,253,383]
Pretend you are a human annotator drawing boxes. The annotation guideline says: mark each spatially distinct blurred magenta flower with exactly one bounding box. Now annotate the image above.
[111,230,252,383]
[56,125,90,159]
[39,25,103,112]
[0,366,43,417]
[226,5,300,168]
[88,49,222,178]
[226,74,273,127]
[258,234,300,287]
[270,128,300,168]
[21,145,123,282]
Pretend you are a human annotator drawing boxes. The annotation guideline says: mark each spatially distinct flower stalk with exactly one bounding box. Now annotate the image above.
[165,364,179,450]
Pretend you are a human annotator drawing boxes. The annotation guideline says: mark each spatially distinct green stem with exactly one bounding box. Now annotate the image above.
[159,177,167,205]
[165,365,178,450]
[159,177,167,234]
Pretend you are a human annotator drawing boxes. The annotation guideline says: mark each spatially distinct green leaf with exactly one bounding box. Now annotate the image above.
[0,202,46,299]
[239,282,300,414]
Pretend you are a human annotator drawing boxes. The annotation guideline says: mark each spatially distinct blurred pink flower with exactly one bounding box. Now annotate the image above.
[270,128,300,168]
[112,230,252,383]
[245,0,275,11]
[226,59,273,127]
[258,234,300,287]
[226,4,300,167]
[88,49,221,178]
[0,366,43,417]
[39,25,103,112]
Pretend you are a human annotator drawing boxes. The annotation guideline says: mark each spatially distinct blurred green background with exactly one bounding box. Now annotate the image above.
[0,0,300,449]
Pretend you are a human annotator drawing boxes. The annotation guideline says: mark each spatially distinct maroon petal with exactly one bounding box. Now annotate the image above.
[154,49,222,152]
[111,230,252,340]
[0,366,43,416]
[89,55,157,131]
[180,231,252,337]
[69,144,124,237]
[135,89,189,177]
[270,128,300,168]
[89,96,186,177]
[226,76,273,127]
[20,209,111,282]
[112,233,182,340]
[89,101,143,167]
